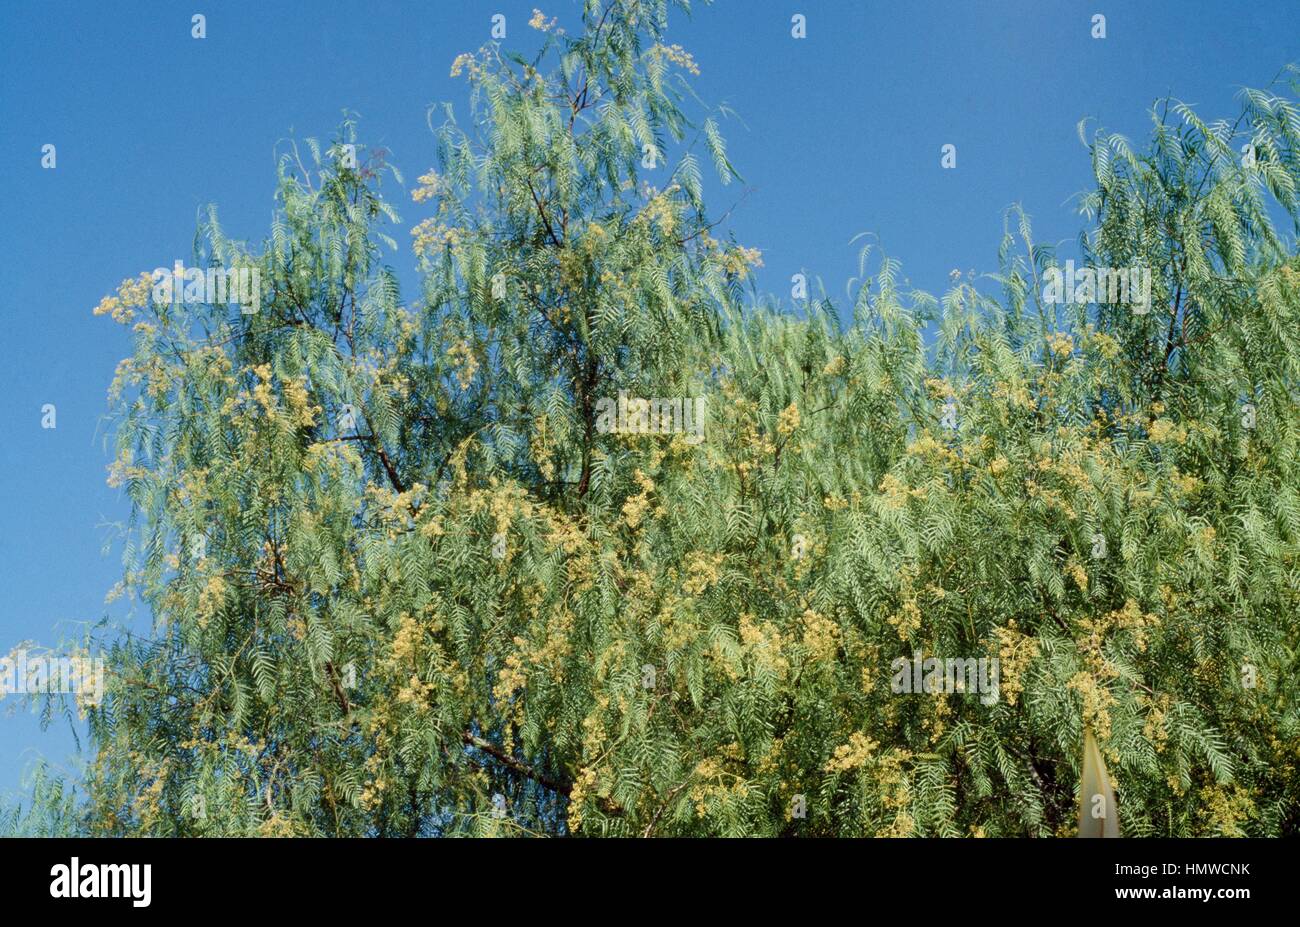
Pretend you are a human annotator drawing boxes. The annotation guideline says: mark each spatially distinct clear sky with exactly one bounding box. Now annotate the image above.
[1,0,1296,799]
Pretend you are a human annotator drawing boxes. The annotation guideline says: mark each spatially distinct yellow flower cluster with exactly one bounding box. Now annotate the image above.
[738,613,790,679]
[621,469,656,529]
[1046,332,1074,357]
[1024,478,1077,519]
[991,620,1038,706]
[1089,330,1122,360]
[641,190,677,234]
[1141,692,1172,753]
[906,433,960,467]
[529,413,556,481]
[303,440,361,480]
[567,767,598,832]
[446,339,478,390]
[411,218,464,257]
[924,377,958,401]
[777,401,800,437]
[129,758,173,830]
[395,673,435,707]
[990,379,1034,411]
[877,472,911,510]
[528,9,557,31]
[546,513,586,555]
[93,272,154,324]
[493,650,528,703]
[824,732,879,773]
[651,43,700,75]
[1170,469,1200,496]
[801,608,839,662]
[681,549,723,595]
[388,612,422,668]
[875,748,914,820]
[580,695,611,758]
[257,813,299,838]
[720,245,763,278]
[1148,417,1186,444]
[251,364,276,416]
[358,779,387,811]
[449,51,483,80]
[1196,783,1255,836]
[557,247,586,293]
[106,357,138,403]
[196,574,228,628]
[69,649,103,717]
[1067,671,1117,740]
[106,450,149,489]
[411,169,442,203]
[525,609,574,683]
[690,756,749,817]
[580,220,608,256]
[887,599,922,642]
[1082,599,1161,661]
[282,375,318,427]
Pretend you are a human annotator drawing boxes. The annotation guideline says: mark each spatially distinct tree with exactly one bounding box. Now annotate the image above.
[50,3,1300,835]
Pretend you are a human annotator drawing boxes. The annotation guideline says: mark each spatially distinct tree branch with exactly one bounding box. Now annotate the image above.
[462,731,572,796]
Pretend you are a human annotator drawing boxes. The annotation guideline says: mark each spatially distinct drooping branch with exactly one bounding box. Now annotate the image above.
[461,731,572,796]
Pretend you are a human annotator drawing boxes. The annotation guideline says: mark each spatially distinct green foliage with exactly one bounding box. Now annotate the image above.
[54,6,1300,835]
[0,763,79,837]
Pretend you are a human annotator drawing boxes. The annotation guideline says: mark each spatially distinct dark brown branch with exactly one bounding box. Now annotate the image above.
[324,661,351,715]
[462,731,572,796]
[525,173,563,249]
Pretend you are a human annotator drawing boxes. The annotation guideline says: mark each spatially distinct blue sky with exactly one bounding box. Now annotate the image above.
[0,0,1295,799]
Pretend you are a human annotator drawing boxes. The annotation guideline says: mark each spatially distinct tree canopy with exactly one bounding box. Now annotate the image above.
[13,0,1300,837]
